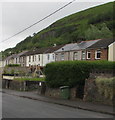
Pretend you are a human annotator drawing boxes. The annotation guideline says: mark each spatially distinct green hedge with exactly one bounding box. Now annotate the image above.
[45,60,115,88]
[14,77,45,82]
[6,64,21,67]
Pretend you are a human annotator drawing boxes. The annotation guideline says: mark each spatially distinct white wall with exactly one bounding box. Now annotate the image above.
[43,53,55,66]
[26,54,43,67]
[108,42,115,61]
[26,53,55,67]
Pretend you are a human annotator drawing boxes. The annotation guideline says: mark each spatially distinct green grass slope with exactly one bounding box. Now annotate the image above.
[2,2,114,58]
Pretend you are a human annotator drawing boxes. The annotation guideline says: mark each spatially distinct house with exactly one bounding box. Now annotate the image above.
[70,39,100,61]
[55,43,77,61]
[108,42,115,61]
[24,45,64,67]
[4,54,17,66]
[22,48,48,67]
[86,38,114,60]
[0,58,4,68]
[13,51,28,65]
[55,39,100,61]
[42,45,64,66]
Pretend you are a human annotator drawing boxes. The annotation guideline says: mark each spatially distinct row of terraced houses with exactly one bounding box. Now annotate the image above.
[1,38,115,68]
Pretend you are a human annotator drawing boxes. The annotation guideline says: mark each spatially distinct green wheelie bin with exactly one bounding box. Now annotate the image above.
[60,86,70,99]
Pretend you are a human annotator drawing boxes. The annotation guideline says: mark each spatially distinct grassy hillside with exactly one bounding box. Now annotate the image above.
[2,2,114,58]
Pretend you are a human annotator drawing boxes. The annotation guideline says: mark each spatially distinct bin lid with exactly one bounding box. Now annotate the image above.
[60,86,69,89]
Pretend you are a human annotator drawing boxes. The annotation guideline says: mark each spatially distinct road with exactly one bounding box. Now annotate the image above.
[2,93,113,118]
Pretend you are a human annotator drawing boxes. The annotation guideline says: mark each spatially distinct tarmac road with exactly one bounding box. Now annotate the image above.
[2,93,113,118]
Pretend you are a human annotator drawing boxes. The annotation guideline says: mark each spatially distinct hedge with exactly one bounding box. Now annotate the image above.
[45,60,115,88]
[14,77,45,82]
[6,64,21,67]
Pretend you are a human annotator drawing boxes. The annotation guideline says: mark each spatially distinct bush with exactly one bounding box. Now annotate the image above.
[6,64,21,67]
[45,60,115,88]
[14,77,45,82]
[96,77,115,100]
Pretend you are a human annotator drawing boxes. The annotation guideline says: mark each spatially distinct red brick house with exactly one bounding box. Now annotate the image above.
[86,38,114,60]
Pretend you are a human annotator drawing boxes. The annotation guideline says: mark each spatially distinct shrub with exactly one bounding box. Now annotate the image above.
[14,77,45,82]
[45,60,115,88]
[96,77,115,100]
[6,64,21,67]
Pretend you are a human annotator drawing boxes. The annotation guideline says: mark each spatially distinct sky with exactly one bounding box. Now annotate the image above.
[0,0,114,52]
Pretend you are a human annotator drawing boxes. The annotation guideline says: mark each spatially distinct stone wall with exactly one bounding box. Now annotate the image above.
[45,87,82,100]
[83,69,114,105]
[2,79,40,91]
[3,67,30,75]
[45,87,60,98]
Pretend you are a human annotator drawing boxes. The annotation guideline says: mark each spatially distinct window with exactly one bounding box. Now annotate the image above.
[38,55,40,61]
[35,55,36,61]
[87,51,91,59]
[81,51,86,60]
[16,58,17,63]
[61,53,64,61]
[23,57,24,62]
[95,50,101,59]
[29,56,31,62]
[47,54,50,60]
[55,54,58,61]
[52,54,55,60]
[33,55,34,62]
[73,52,78,60]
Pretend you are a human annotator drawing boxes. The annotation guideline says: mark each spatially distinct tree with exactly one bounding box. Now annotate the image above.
[100,23,113,38]
[85,24,101,40]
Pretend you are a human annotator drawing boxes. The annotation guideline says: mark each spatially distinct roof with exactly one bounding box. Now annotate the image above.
[5,54,17,60]
[44,45,65,53]
[21,47,49,56]
[71,39,100,51]
[55,43,78,53]
[87,38,114,49]
[14,51,28,58]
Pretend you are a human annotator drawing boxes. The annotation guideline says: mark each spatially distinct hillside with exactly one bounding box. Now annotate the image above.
[2,2,114,57]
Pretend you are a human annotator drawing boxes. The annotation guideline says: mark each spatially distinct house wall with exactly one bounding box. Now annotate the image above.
[0,61,4,67]
[42,53,55,66]
[26,54,43,67]
[70,50,82,61]
[108,42,115,61]
[86,48,108,61]
[20,56,27,67]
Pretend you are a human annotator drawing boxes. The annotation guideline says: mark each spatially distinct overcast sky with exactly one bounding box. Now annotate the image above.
[0,0,114,52]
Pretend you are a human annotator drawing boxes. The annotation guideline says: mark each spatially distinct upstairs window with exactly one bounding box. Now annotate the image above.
[29,56,31,62]
[16,58,17,63]
[61,53,64,61]
[87,51,91,59]
[33,55,34,62]
[38,55,40,61]
[73,52,78,60]
[35,55,36,61]
[52,54,55,60]
[55,54,58,61]
[81,51,86,60]
[47,54,50,60]
[95,50,101,59]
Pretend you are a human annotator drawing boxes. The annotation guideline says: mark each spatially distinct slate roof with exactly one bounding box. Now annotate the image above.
[21,47,49,56]
[71,39,100,51]
[55,43,78,53]
[14,51,28,58]
[45,45,65,53]
[87,38,114,49]
[21,45,64,56]
[5,54,17,60]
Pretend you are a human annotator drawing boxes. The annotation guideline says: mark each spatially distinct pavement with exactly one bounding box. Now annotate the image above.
[2,89,115,116]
